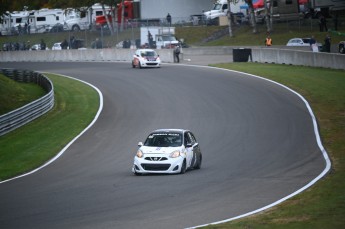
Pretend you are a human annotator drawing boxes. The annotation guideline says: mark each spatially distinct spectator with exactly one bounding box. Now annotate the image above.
[309,35,318,52]
[40,39,46,50]
[265,34,272,46]
[148,31,153,48]
[319,15,328,32]
[61,39,68,49]
[166,13,172,26]
[323,34,331,53]
[95,38,102,49]
[174,44,181,63]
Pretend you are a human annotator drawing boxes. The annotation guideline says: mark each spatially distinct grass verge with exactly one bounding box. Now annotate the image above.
[0,73,99,181]
[207,63,345,229]
[0,74,46,115]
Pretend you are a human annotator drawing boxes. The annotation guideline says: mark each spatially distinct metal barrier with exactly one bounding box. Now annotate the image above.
[0,69,54,136]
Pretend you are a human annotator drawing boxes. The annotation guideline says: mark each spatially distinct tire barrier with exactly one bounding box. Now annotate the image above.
[0,68,54,136]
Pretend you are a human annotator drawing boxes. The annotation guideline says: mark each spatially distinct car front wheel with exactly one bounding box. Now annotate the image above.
[180,160,186,174]
[194,153,202,170]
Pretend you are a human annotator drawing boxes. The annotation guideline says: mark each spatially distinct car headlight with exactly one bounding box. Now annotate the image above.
[170,150,181,158]
[136,150,144,158]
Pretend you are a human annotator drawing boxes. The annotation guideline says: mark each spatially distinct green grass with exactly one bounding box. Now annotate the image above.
[0,73,99,181]
[0,74,46,115]
[206,63,345,229]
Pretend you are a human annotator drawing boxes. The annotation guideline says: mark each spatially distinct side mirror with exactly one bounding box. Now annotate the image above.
[186,143,192,148]
[138,142,143,147]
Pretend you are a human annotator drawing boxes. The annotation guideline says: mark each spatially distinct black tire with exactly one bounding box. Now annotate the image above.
[180,160,186,174]
[139,62,142,69]
[134,171,142,176]
[339,45,345,54]
[72,25,80,32]
[194,153,202,170]
[132,61,136,68]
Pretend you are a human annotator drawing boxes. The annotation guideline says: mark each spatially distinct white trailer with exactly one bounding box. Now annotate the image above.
[0,11,30,35]
[27,8,64,34]
[140,26,179,49]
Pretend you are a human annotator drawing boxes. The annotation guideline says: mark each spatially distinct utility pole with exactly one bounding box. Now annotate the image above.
[227,0,233,37]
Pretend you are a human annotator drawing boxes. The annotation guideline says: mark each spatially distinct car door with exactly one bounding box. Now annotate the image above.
[184,132,194,168]
[189,132,201,167]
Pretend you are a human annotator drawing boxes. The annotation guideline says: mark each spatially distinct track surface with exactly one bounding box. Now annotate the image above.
[0,62,326,229]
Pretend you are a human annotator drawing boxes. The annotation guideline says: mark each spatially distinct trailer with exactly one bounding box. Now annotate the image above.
[303,0,345,18]
[140,26,178,49]
[0,11,30,35]
[27,9,64,34]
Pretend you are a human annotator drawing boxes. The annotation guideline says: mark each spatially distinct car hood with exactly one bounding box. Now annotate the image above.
[140,146,182,155]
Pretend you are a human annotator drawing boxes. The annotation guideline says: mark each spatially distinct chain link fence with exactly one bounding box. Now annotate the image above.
[1,15,344,51]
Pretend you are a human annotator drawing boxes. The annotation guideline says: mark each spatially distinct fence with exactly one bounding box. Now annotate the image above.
[0,69,54,136]
[1,15,344,51]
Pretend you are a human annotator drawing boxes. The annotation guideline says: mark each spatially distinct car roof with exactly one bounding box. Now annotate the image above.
[150,129,188,134]
[137,49,156,52]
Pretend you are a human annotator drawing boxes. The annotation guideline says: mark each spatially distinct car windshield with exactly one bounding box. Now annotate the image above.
[162,36,177,42]
[144,132,182,147]
[141,51,156,57]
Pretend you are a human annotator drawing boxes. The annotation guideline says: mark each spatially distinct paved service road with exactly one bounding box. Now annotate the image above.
[0,62,326,229]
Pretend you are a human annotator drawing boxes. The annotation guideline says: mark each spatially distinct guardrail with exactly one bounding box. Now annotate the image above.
[0,69,54,136]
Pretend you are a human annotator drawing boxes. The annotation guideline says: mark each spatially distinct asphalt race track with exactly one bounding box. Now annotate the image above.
[0,62,327,229]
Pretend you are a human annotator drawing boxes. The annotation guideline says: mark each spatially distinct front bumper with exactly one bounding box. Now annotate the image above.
[141,61,161,68]
[132,156,183,174]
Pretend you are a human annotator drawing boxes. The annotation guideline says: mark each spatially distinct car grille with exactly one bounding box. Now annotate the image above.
[146,63,158,66]
[144,157,168,161]
[141,163,171,171]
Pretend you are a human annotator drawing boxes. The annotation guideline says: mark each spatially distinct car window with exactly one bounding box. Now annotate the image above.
[189,132,197,143]
[302,38,310,44]
[184,132,193,146]
[144,132,182,147]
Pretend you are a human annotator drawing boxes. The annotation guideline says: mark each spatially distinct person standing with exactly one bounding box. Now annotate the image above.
[324,34,331,53]
[319,15,328,32]
[174,44,181,63]
[309,35,318,52]
[166,13,172,26]
[265,35,272,46]
[61,39,68,49]
[40,39,46,50]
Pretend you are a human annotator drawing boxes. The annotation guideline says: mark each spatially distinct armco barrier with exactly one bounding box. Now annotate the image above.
[0,47,344,70]
[0,69,54,136]
[0,48,175,63]
[251,48,345,70]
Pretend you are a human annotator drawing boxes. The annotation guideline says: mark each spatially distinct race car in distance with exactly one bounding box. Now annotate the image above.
[132,129,202,175]
[132,49,161,68]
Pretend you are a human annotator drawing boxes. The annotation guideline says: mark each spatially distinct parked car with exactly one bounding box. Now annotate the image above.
[287,38,311,46]
[30,44,41,50]
[132,49,161,68]
[132,129,202,175]
[286,38,322,51]
[52,42,62,50]
[339,41,345,54]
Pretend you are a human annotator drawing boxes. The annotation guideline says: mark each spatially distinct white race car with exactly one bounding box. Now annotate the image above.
[132,49,161,68]
[132,129,202,175]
